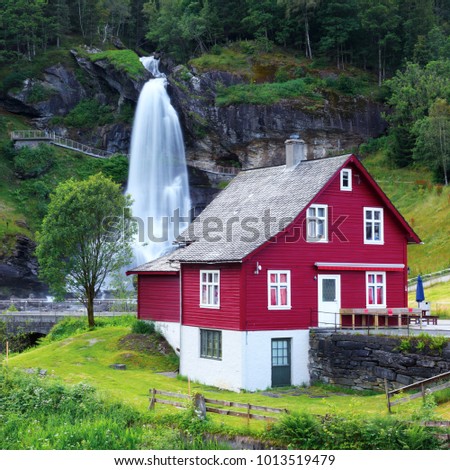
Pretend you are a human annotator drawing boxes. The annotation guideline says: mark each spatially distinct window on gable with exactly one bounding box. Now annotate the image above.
[200,329,222,360]
[200,270,220,308]
[340,168,352,191]
[268,270,291,309]
[364,208,384,244]
[366,272,386,308]
[307,204,328,242]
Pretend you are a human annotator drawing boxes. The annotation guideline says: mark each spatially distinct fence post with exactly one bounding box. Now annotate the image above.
[149,388,156,410]
[385,379,391,413]
[194,393,206,419]
[247,403,251,426]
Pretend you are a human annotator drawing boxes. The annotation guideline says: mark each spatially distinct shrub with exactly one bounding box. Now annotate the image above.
[27,83,52,103]
[101,155,129,185]
[395,334,448,354]
[267,412,323,449]
[267,412,441,450]
[0,70,27,93]
[210,44,223,56]
[274,67,290,83]
[359,136,388,157]
[131,320,155,335]
[13,144,55,179]
[0,371,143,450]
[64,99,114,128]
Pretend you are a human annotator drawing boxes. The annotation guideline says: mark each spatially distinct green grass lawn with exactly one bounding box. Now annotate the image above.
[5,324,449,435]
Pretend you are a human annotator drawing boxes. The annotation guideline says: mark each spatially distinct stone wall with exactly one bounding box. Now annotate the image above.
[309,330,450,391]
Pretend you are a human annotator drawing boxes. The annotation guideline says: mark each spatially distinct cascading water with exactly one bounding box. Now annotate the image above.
[127,56,191,266]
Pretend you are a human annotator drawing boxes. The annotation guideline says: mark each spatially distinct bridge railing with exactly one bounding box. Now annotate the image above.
[10,130,129,159]
[0,299,137,313]
[52,136,114,159]
[188,160,240,176]
[10,130,54,140]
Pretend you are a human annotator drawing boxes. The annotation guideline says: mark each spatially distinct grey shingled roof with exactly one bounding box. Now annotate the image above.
[128,250,180,273]
[171,154,351,263]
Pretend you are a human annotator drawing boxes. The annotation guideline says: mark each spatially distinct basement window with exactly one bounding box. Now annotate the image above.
[200,329,222,360]
[340,168,352,191]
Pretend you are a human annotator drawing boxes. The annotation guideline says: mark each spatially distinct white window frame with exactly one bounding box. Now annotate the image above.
[340,168,352,191]
[306,204,328,242]
[366,272,386,308]
[200,329,222,360]
[200,270,220,308]
[267,270,291,310]
[364,207,384,244]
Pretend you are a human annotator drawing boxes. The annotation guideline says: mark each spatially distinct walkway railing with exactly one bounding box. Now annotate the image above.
[10,130,126,159]
[408,268,450,290]
[188,160,240,176]
[0,298,137,313]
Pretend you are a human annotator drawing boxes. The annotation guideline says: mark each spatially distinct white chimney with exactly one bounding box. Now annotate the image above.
[285,138,306,169]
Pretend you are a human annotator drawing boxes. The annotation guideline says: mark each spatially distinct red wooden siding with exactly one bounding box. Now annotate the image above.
[137,274,180,322]
[242,161,410,331]
[181,263,243,330]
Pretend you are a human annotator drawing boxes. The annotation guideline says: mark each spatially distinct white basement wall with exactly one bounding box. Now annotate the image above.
[153,321,181,353]
[180,326,310,392]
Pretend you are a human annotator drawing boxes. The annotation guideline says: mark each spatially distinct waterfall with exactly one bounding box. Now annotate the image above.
[127,56,191,267]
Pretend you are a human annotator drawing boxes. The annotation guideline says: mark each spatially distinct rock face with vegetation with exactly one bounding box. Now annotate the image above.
[167,63,387,168]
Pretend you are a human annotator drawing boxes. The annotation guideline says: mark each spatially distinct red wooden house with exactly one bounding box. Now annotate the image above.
[127,140,421,391]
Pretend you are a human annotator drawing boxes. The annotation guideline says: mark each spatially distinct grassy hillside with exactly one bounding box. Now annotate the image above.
[2,318,448,449]
[362,151,450,277]
[6,319,449,422]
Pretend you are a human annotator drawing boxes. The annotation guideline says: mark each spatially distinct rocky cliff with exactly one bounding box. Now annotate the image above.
[168,68,387,168]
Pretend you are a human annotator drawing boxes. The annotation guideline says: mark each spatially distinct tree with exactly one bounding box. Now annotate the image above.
[359,0,401,85]
[36,174,135,327]
[278,0,321,59]
[413,98,450,184]
[385,60,450,167]
[317,0,360,69]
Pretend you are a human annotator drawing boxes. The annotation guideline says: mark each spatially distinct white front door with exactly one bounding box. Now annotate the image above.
[318,275,341,328]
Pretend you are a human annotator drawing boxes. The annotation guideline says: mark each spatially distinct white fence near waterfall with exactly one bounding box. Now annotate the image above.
[10,130,124,159]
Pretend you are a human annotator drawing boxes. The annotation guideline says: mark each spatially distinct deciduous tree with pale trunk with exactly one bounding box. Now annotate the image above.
[36,173,135,328]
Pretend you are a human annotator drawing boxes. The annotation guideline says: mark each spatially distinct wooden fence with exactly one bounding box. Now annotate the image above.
[385,371,450,413]
[149,388,288,422]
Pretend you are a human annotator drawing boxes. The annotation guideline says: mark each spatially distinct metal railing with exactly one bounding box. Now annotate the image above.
[408,268,450,289]
[10,130,127,159]
[0,298,137,313]
[10,130,53,140]
[311,307,439,334]
[188,160,240,176]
